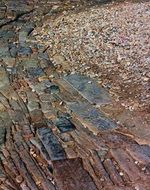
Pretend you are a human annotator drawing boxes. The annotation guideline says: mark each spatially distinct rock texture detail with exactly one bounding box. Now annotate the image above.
[0,0,149,190]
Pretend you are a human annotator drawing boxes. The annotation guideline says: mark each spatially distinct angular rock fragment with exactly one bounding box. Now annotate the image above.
[30,109,43,123]
[9,44,18,58]
[64,74,111,106]
[67,102,117,134]
[27,101,40,111]
[45,85,60,95]
[53,116,76,133]
[53,158,98,190]
[37,127,66,160]
[17,46,32,56]
[26,67,44,79]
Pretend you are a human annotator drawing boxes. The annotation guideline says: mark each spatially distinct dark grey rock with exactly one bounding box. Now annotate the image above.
[0,45,9,58]
[9,44,18,58]
[67,102,117,133]
[45,85,60,94]
[54,116,76,133]
[0,30,15,40]
[37,127,66,160]
[64,74,111,106]
[18,46,32,56]
[26,67,44,79]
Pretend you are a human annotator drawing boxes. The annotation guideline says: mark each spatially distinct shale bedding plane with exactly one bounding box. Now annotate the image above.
[0,0,150,190]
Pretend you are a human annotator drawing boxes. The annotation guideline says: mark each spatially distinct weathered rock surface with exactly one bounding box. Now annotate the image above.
[0,0,149,190]
[53,158,98,190]
[67,102,117,134]
[64,74,111,106]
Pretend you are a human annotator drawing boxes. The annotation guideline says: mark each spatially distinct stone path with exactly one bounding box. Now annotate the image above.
[0,1,150,190]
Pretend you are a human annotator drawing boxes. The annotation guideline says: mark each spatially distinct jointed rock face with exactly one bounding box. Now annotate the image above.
[0,0,150,190]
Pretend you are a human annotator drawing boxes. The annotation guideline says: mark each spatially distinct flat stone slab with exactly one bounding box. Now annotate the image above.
[64,74,111,106]
[53,158,98,190]
[53,117,76,133]
[37,127,66,160]
[67,102,117,134]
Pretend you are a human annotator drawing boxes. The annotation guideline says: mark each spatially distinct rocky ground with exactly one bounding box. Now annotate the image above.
[0,0,150,190]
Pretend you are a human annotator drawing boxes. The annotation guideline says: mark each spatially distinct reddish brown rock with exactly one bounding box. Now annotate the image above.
[53,158,98,190]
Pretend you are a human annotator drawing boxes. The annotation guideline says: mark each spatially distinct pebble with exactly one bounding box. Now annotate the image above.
[119,172,124,176]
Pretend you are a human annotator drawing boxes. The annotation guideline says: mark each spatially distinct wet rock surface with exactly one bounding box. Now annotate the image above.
[0,0,150,190]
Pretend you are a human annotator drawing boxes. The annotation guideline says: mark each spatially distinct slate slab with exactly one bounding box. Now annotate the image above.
[53,158,98,190]
[64,74,111,106]
[37,127,66,160]
[67,102,117,134]
[53,116,76,133]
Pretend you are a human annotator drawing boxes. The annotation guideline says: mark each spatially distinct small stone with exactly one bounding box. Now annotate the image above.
[16,175,23,183]
[33,153,37,157]
[119,172,124,176]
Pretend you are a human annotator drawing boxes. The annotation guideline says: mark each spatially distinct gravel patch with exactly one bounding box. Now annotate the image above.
[35,1,150,111]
